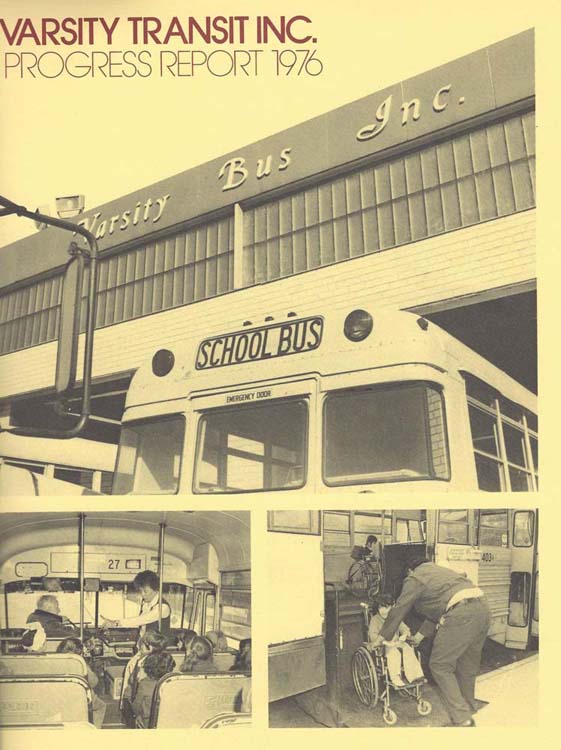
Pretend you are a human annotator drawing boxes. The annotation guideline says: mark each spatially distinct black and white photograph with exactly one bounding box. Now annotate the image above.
[0,510,251,728]
[0,27,537,497]
[267,508,538,727]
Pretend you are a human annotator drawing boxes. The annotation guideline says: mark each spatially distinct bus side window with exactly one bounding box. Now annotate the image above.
[508,572,530,627]
[395,519,409,543]
[205,592,216,633]
[438,509,469,544]
[478,509,508,547]
[513,511,534,547]
[465,376,538,492]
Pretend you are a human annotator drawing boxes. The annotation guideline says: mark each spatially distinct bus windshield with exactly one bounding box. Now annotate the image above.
[323,383,449,486]
[113,416,184,494]
[5,581,188,630]
[194,400,307,493]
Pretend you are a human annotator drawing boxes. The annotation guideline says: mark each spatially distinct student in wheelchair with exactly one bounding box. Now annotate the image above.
[368,594,425,687]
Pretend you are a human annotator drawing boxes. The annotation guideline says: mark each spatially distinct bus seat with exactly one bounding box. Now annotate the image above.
[167,651,185,670]
[0,675,92,727]
[214,652,236,671]
[200,711,252,728]
[42,639,67,653]
[150,673,251,728]
[0,653,88,678]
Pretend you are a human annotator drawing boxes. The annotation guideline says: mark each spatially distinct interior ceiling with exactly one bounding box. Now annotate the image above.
[425,291,537,394]
[0,512,250,571]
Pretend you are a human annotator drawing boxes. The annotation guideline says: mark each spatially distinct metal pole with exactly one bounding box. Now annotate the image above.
[79,513,86,643]
[157,522,166,631]
[0,196,99,440]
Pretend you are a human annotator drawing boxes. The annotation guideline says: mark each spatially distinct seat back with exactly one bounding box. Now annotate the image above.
[151,673,250,728]
[0,653,88,678]
[214,652,236,671]
[165,651,235,672]
[0,675,91,727]
[42,639,67,653]
[167,651,185,670]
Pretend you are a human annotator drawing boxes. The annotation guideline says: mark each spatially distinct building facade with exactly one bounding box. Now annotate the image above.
[0,30,535,487]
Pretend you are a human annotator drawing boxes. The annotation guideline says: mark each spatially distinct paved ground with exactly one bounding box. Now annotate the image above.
[269,641,538,728]
[474,655,538,726]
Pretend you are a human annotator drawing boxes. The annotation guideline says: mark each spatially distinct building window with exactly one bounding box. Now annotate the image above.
[0,216,234,355]
[242,111,535,284]
[0,111,535,356]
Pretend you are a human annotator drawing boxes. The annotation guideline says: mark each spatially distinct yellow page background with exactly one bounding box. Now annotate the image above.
[1,0,560,748]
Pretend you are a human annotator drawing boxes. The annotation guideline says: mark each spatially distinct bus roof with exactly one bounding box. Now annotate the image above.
[0,512,250,572]
[124,306,536,416]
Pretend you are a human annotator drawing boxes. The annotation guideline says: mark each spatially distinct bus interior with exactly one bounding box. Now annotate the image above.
[0,511,251,729]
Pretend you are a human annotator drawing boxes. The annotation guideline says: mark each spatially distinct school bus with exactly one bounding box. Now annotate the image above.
[0,199,537,496]
[105,303,536,496]
[0,432,115,493]
[0,511,251,729]
[267,508,538,706]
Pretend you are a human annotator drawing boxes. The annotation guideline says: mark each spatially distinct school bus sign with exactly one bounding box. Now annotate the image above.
[196,316,323,369]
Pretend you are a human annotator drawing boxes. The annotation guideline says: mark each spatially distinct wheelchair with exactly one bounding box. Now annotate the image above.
[351,605,432,725]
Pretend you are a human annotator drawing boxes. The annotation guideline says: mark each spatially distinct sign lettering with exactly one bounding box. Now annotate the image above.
[76,193,171,239]
[446,547,482,561]
[356,84,460,141]
[196,316,323,369]
[219,147,291,191]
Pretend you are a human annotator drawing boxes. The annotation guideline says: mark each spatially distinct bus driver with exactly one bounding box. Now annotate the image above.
[101,571,171,637]
[26,594,77,637]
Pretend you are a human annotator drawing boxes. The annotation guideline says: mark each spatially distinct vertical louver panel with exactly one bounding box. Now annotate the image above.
[0,217,234,354]
[242,112,535,285]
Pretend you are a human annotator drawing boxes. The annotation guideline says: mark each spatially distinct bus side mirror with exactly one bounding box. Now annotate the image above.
[55,245,86,395]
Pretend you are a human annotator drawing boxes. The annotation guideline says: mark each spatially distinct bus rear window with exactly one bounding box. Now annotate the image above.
[323,383,449,486]
[194,400,307,493]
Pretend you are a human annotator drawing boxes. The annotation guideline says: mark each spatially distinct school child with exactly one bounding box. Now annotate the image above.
[120,629,169,726]
[132,650,176,727]
[57,637,107,728]
[368,594,425,687]
[179,635,219,674]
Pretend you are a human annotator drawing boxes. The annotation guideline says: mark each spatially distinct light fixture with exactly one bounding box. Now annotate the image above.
[55,195,85,218]
[344,309,374,342]
[152,349,175,377]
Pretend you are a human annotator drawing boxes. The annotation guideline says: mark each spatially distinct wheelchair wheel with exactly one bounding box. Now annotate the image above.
[347,561,380,598]
[351,646,379,707]
[383,707,398,725]
[416,699,432,716]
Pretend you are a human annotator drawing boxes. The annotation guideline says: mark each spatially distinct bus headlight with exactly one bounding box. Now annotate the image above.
[344,310,373,342]
[152,349,175,377]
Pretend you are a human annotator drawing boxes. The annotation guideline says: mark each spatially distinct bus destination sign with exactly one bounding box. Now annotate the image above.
[196,316,323,370]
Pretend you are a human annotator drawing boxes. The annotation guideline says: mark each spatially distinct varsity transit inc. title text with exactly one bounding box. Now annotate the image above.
[0,15,324,78]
